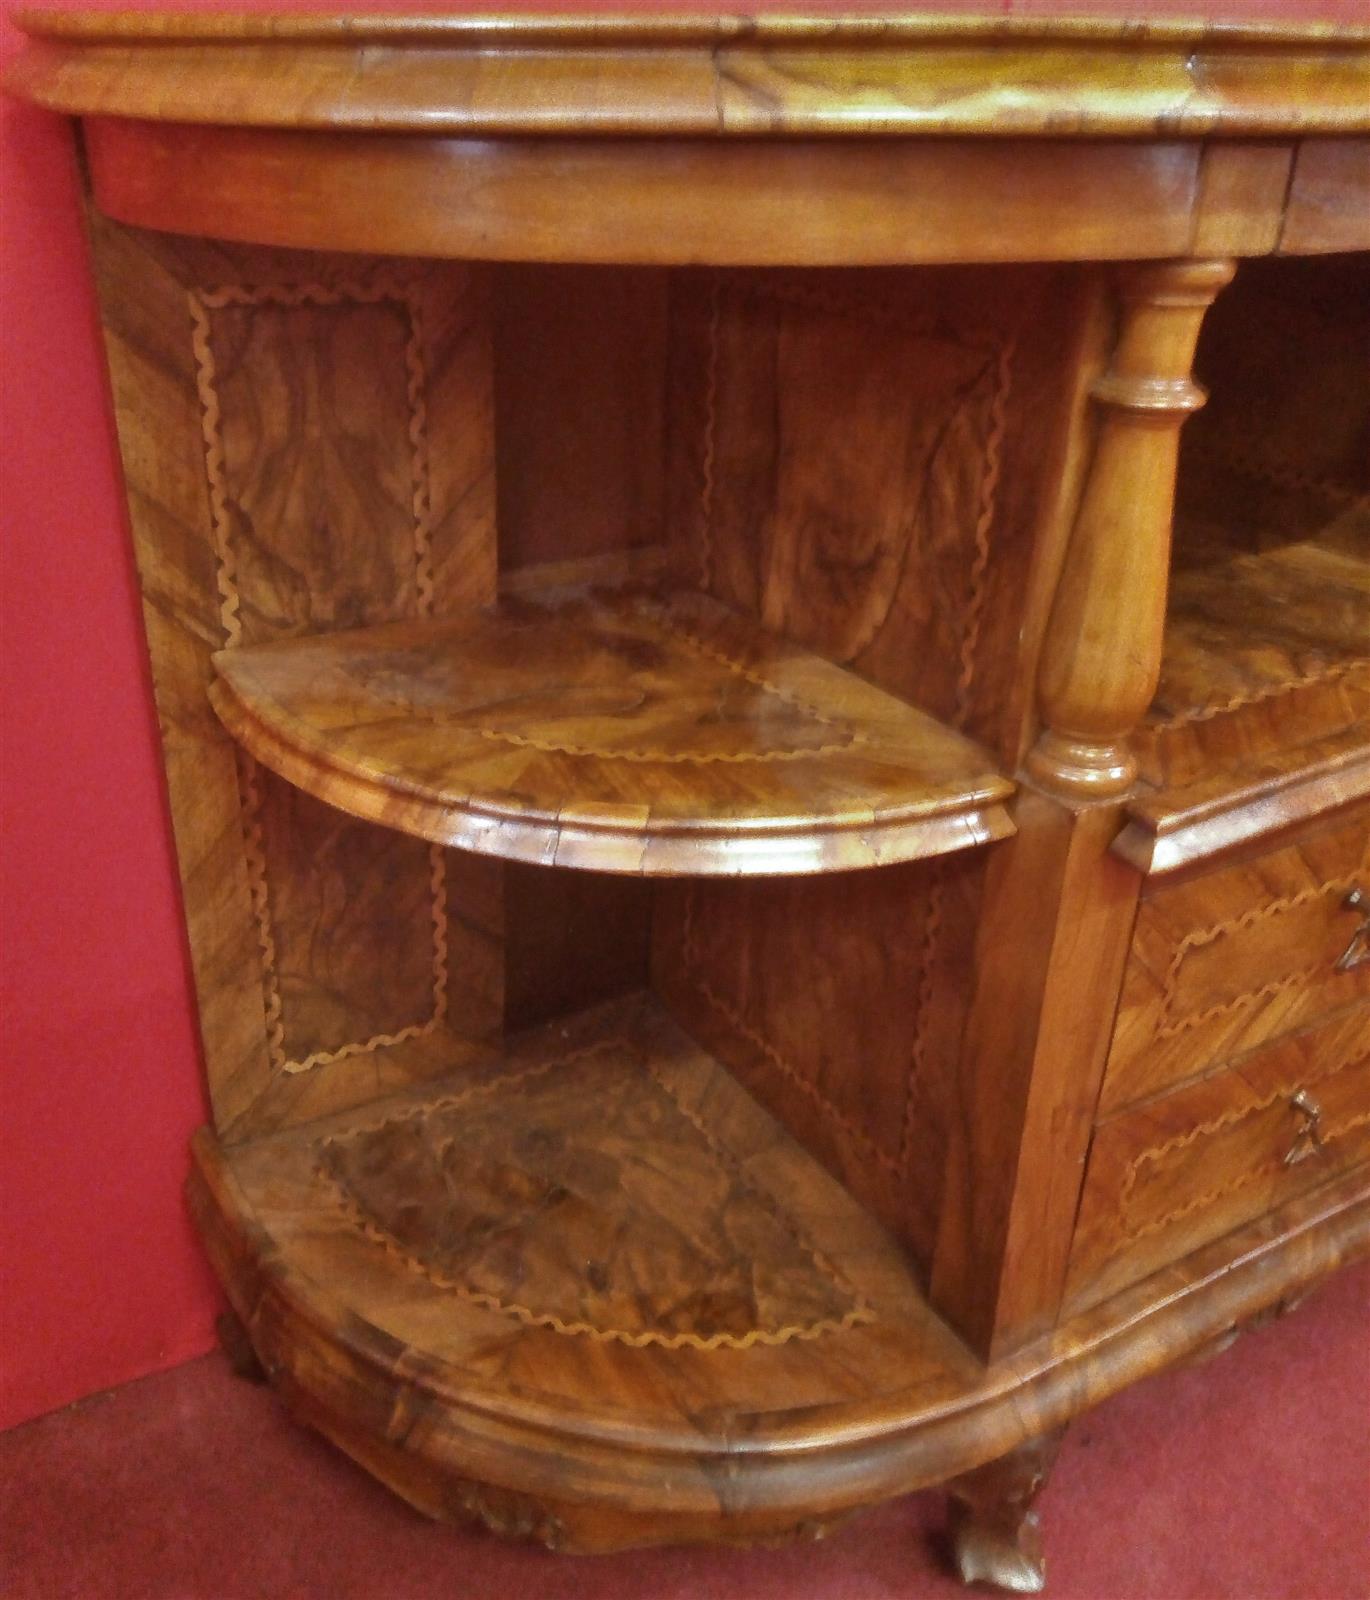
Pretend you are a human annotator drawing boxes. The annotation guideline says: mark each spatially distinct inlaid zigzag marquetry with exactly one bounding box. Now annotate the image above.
[671,275,1011,1223]
[210,585,1015,877]
[1156,870,1370,1042]
[679,889,900,1179]
[189,273,454,1079]
[678,872,953,1185]
[691,273,1015,697]
[313,1008,874,1350]
[1117,1035,1370,1244]
[1070,1002,1370,1313]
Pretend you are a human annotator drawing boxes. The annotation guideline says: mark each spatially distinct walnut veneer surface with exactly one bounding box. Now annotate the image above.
[211,587,1015,874]
[6,13,1369,1595]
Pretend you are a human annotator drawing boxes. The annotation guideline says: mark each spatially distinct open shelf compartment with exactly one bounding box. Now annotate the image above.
[210,585,1015,876]
[1119,254,1370,875]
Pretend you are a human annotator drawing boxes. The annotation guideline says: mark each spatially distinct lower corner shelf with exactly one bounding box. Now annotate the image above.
[188,992,1370,1554]
[208,585,1015,875]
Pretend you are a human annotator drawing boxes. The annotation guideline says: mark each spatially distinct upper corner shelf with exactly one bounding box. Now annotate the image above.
[209,586,1015,877]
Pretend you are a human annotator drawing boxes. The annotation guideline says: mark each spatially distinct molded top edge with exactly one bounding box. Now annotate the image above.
[9,9,1370,138]
[16,11,1370,47]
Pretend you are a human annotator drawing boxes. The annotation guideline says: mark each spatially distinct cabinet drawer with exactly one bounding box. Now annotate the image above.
[1067,1006,1370,1313]
[1101,801,1370,1115]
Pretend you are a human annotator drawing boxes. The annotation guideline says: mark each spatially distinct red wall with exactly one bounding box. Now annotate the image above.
[0,0,1348,1432]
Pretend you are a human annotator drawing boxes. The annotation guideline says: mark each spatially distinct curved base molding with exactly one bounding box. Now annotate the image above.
[187,994,1370,1560]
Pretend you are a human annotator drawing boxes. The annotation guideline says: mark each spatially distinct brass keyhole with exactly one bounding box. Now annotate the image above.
[1335,886,1370,973]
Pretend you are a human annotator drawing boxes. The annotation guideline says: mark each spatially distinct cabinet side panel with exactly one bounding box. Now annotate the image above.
[87,213,502,1141]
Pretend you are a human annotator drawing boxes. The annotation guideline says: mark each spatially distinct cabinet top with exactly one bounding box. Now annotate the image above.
[9,9,1370,138]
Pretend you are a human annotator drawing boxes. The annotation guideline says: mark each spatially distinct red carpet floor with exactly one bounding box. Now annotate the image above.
[4,1263,1368,1600]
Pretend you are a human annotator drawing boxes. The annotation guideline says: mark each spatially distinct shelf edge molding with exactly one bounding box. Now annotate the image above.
[209,590,1016,878]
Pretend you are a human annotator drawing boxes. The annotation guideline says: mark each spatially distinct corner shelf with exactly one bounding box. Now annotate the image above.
[1119,530,1370,873]
[191,989,1370,1551]
[210,586,1015,876]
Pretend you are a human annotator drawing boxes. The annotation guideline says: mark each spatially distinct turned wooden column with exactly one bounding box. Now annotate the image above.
[932,260,1236,1362]
[1026,259,1235,799]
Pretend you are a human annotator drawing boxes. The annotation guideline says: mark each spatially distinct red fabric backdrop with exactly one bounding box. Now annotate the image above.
[0,0,1350,1431]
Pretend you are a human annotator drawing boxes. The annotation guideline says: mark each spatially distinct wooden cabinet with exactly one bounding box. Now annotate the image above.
[6,13,1369,1593]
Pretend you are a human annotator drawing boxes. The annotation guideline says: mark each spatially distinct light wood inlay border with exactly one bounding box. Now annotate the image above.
[190,274,451,1078]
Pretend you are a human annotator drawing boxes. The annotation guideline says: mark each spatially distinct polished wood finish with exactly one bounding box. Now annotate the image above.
[189,989,1370,1553]
[947,1430,1065,1595]
[82,121,1209,269]
[930,792,1141,1358]
[13,13,1370,138]
[1102,803,1370,1118]
[210,586,1015,877]
[82,216,508,1142]
[1120,253,1369,872]
[1027,259,1235,799]
[1070,1005,1370,1313]
[8,13,1370,1592]
[1281,139,1370,254]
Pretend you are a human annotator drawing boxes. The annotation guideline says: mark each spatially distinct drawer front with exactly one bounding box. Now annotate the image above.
[1067,1005,1370,1313]
[1101,802,1370,1115]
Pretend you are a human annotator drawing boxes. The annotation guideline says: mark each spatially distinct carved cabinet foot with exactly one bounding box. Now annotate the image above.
[945,1429,1065,1593]
[215,1308,267,1383]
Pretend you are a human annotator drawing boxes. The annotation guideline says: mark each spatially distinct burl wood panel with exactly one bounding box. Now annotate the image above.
[87,214,503,1141]
[190,990,1370,1551]
[316,1005,869,1349]
[654,266,1097,1275]
[663,266,1095,768]
[210,587,1015,877]
[1101,802,1370,1117]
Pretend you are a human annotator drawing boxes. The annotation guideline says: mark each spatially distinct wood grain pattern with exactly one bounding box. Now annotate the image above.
[1027,259,1235,798]
[664,265,1106,764]
[315,1005,871,1351]
[11,13,1370,138]
[1121,253,1370,871]
[1138,539,1370,792]
[1117,732,1370,877]
[19,31,1370,1584]
[1101,802,1370,1117]
[80,119,1208,269]
[1068,1005,1370,1313]
[655,857,982,1272]
[1134,254,1370,811]
[210,586,1016,877]
[86,214,504,1141]
[189,989,1370,1552]
[1190,141,1294,258]
[929,793,1141,1360]
[1281,139,1370,253]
